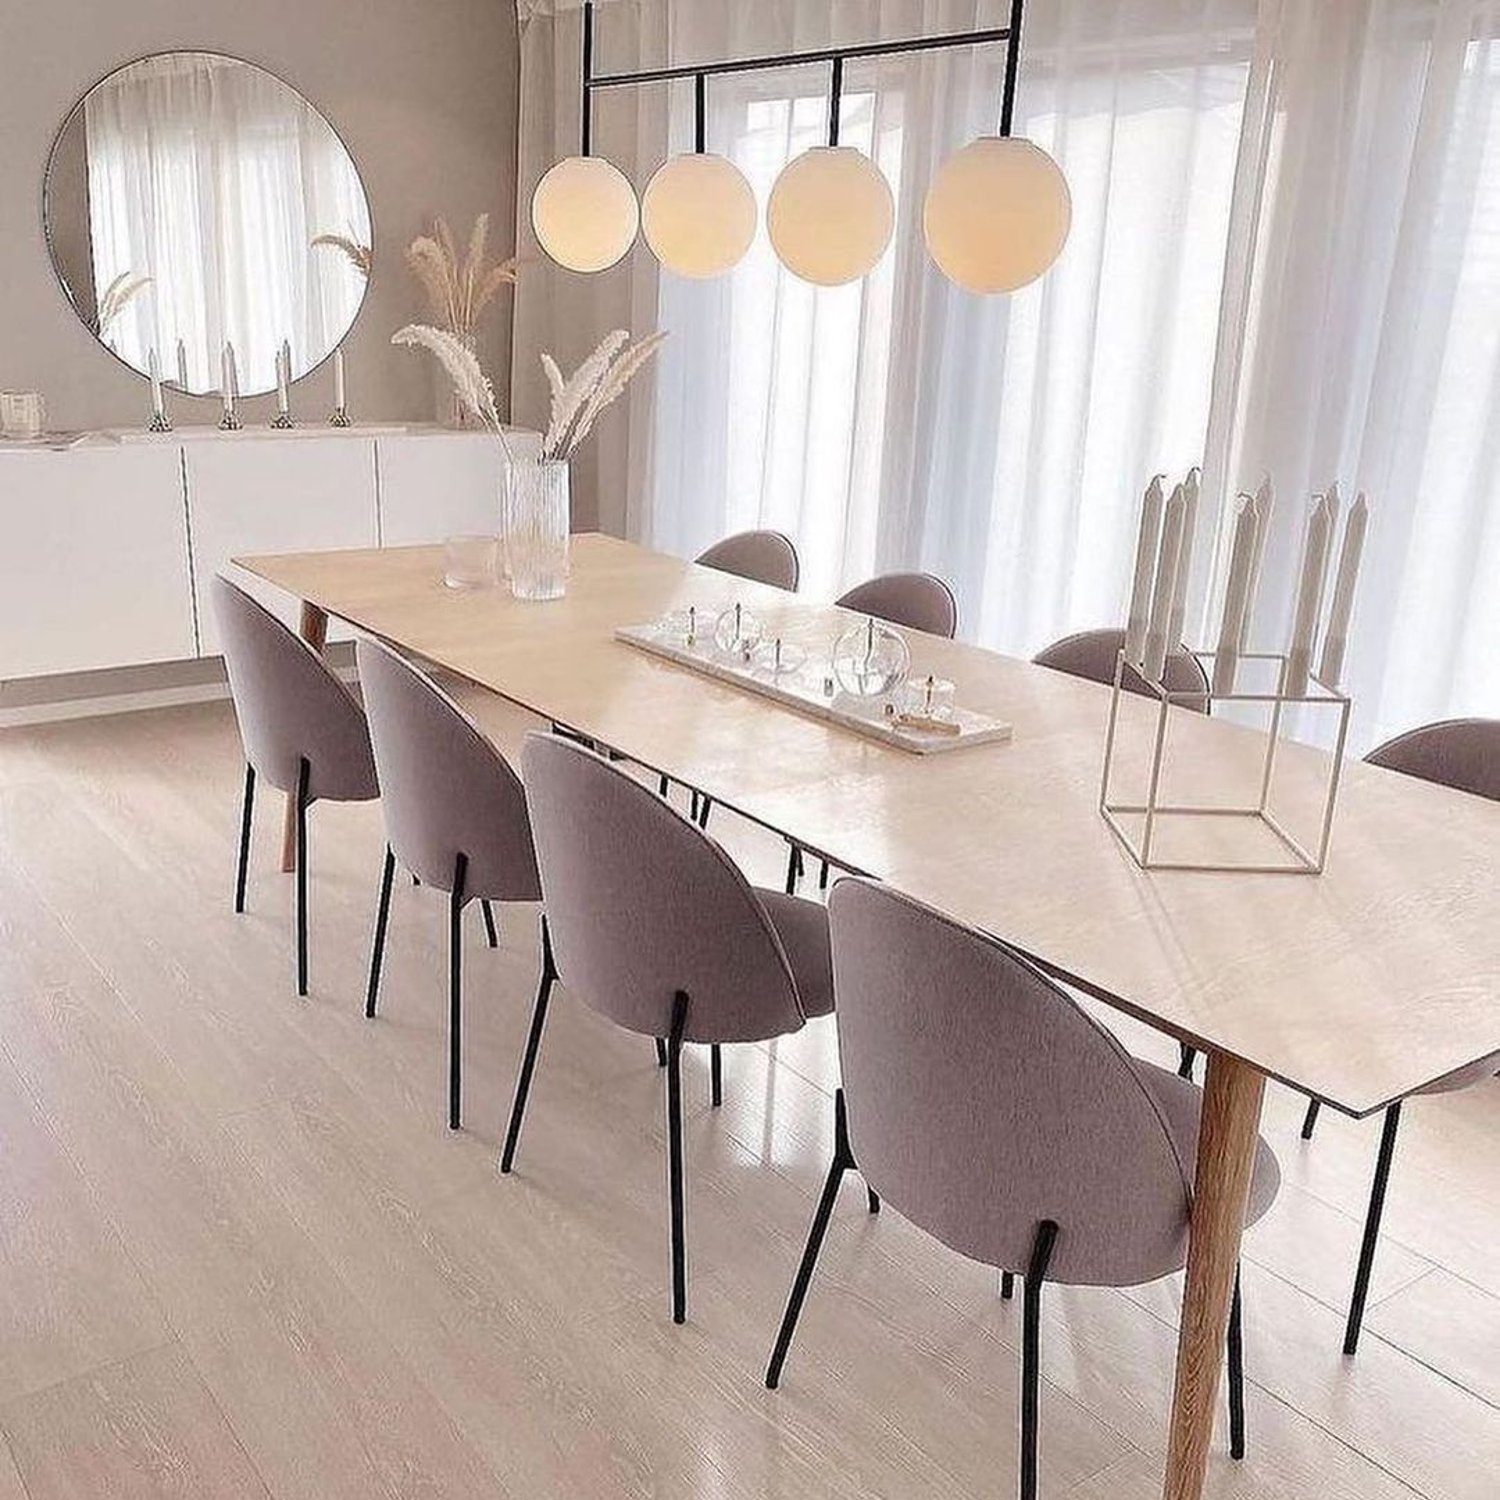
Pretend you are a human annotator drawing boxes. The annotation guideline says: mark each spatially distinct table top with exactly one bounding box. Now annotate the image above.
[237,534,1500,1117]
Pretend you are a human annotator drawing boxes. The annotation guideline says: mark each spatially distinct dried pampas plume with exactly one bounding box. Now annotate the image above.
[405,213,517,338]
[540,329,668,460]
[391,324,515,464]
[312,231,373,279]
[95,270,152,338]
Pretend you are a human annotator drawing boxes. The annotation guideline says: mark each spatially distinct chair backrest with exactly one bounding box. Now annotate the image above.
[1033,627,1209,713]
[829,878,1198,1286]
[835,572,958,638]
[212,575,377,802]
[696,530,800,591]
[521,733,805,1045]
[354,638,540,900]
[1365,718,1500,801]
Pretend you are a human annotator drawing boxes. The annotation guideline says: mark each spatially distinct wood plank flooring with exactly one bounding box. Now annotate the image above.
[0,699,1494,1499]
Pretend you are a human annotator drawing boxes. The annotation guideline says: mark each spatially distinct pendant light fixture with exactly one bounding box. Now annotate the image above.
[766,58,894,287]
[537,2,1067,293]
[641,76,756,278]
[921,2,1070,293]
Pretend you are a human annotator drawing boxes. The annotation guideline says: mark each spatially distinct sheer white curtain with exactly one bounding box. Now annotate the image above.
[85,52,370,393]
[514,0,1500,748]
[1207,0,1500,748]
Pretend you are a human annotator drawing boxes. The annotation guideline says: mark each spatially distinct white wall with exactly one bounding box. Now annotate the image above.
[0,0,520,431]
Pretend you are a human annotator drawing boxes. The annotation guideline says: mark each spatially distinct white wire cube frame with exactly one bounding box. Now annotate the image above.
[1098,650,1352,874]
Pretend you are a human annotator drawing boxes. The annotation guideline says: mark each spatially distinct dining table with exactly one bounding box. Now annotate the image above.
[236,532,1500,1500]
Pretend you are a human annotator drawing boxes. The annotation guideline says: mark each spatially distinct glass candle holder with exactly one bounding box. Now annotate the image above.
[713,602,763,661]
[443,534,498,590]
[832,616,911,698]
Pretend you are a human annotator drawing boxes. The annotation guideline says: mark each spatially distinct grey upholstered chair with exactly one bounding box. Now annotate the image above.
[767,878,1280,1500]
[356,638,543,1130]
[1299,717,1500,1355]
[1035,626,1210,1079]
[505,732,839,1323]
[214,575,378,996]
[1033,626,1210,713]
[695,529,800,591]
[835,571,958,639]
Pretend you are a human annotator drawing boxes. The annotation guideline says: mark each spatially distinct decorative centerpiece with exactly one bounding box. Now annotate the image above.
[713,602,763,661]
[1100,470,1367,874]
[392,322,666,601]
[832,616,911,699]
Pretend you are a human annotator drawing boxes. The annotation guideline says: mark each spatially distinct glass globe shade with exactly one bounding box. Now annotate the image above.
[767,146,894,287]
[923,137,1071,294]
[642,153,757,278]
[531,155,639,273]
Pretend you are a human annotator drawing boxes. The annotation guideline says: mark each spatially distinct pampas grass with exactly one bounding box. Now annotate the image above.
[540,330,667,459]
[95,270,152,338]
[405,214,517,338]
[312,231,373,278]
[391,324,514,463]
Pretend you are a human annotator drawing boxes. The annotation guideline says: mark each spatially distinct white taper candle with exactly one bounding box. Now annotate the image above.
[1212,495,1257,696]
[1238,476,1273,652]
[334,349,346,412]
[1123,475,1165,666]
[1142,484,1187,683]
[1284,495,1332,698]
[276,345,289,414]
[147,348,164,418]
[175,339,189,390]
[1317,492,1367,690]
[221,344,234,415]
[1165,467,1200,657]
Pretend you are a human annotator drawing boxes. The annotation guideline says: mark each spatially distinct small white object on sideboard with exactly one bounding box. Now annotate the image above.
[0,424,540,684]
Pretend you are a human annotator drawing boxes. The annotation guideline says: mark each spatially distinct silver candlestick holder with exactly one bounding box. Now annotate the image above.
[329,406,352,428]
[1098,648,1351,874]
[147,410,172,434]
[218,405,243,432]
[270,410,295,430]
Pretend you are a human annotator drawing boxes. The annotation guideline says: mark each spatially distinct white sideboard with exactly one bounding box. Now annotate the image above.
[0,425,538,682]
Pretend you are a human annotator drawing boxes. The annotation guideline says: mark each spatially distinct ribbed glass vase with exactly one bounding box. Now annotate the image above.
[504,456,570,601]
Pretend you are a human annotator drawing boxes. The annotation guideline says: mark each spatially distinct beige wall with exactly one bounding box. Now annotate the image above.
[0,0,520,431]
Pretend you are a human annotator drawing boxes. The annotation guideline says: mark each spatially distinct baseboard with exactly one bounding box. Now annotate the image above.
[0,644,356,729]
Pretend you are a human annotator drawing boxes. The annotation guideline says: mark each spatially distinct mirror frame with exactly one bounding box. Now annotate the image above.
[41,49,375,397]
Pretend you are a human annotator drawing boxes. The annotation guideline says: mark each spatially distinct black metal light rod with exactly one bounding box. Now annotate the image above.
[1000,0,1026,136]
[585,24,1012,92]
[581,0,596,154]
[828,55,844,148]
[694,72,707,153]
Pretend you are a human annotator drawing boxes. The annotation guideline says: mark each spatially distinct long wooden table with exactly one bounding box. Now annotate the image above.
[239,534,1500,1500]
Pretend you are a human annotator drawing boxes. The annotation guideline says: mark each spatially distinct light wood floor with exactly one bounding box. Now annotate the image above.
[0,698,1495,1500]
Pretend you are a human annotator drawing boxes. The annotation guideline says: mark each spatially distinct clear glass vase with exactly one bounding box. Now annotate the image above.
[504,457,570,601]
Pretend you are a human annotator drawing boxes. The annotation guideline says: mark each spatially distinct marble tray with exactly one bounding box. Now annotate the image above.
[615,622,1012,755]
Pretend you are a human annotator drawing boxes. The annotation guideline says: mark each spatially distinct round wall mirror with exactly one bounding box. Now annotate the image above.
[43,51,372,398]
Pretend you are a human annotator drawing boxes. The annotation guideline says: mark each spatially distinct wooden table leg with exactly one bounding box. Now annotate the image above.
[280,602,329,873]
[1163,1051,1266,1500]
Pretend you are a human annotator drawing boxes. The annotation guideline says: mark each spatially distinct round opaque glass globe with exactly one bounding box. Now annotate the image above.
[767,147,895,286]
[923,137,1071,293]
[531,155,639,273]
[642,153,757,278]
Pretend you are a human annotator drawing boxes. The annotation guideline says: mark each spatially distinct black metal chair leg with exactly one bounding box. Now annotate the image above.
[697,795,713,829]
[500,917,557,1173]
[366,845,395,1018]
[1300,1098,1321,1139]
[866,1186,880,1214]
[655,1037,668,1067]
[819,859,830,891]
[1177,1043,1197,1079]
[481,899,499,948]
[1019,1220,1059,1500]
[1227,1265,1246,1460]
[448,852,468,1130]
[666,991,690,1323]
[784,843,800,895]
[1001,1271,1015,1300]
[765,1088,857,1388]
[1344,1101,1402,1356]
[294,757,310,996]
[690,790,701,822]
[710,1043,723,1107]
[234,763,255,913]
[658,773,669,798]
